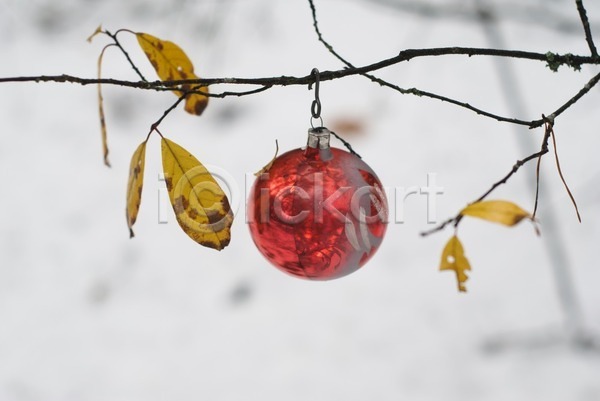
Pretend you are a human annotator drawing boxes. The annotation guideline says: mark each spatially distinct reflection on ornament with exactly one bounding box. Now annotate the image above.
[248,127,388,280]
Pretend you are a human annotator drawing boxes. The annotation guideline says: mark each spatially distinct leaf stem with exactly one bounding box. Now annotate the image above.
[549,123,582,222]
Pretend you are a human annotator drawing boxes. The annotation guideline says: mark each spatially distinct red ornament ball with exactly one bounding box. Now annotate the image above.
[248,128,388,280]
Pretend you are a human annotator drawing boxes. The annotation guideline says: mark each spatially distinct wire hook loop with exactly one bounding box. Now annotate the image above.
[309,68,322,121]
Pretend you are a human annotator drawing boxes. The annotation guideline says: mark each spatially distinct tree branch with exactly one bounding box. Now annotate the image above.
[308,0,560,237]
[315,0,599,237]
[1,46,597,88]
[150,85,271,131]
[306,0,599,129]
[575,0,599,58]
[420,121,553,237]
[105,29,148,82]
[0,18,598,129]
[539,70,600,126]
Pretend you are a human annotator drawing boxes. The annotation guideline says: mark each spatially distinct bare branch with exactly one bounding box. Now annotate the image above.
[2,46,598,130]
[575,0,599,58]
[312,0,514,127]
[150,85,271,132]
[311,0,510,129]
[307,0,597,128]
[421,121,553,237]
[1,46,597,88]
[419,218,456,237]
[537,70,600,127]
[104,29,148,82]
[1,10,599,132]
[418,67,597,237]
[308,0,354,67]
[330,131,362,158]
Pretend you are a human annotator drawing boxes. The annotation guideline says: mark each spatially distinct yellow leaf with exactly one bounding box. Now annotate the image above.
[460,200,532,226]
[136,32,209,115]
[161,138,233,250]
[440,235,471,292]
[126,141,147,238]
[254,139,279,177]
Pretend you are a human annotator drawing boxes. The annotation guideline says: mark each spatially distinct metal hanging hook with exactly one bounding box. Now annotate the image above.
[309,68,322,125]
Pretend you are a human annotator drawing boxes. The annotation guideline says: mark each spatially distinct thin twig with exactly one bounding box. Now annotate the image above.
[149,84,271,132]
[187,85,272,99]
[419,217,456,237]
[533,70,600,128]
[308,0,600,129]
[394,83,533,126]
[309,0,354,67]
[309,0,534,126]
[150,93,189,132]
[330,131,362,158]
[575,0,599,58]
[532,117,553,219]
[476,152,547,202]
[104,30,148,82]
[421,129,551,236]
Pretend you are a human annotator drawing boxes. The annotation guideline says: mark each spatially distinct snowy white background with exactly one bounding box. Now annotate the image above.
[1,0,600,400]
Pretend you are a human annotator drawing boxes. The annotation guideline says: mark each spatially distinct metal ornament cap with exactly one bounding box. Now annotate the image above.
[307,127,331,149]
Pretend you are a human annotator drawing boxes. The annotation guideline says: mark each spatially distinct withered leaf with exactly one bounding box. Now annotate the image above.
[87,25,103,43]
[161,138,233,250]
[460,200,532,226]
[440,235,471,292]
[97,44,112,167]
[126,140,148,238]
[136,32,209,115]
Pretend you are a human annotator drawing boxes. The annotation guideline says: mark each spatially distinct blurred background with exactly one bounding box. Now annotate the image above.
[1,0,600,400]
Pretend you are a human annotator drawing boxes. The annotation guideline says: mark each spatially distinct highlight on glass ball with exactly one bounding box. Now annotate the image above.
[247,127,388,280]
